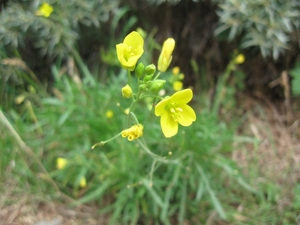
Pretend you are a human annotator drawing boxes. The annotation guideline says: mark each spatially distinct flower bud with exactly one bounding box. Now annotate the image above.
[235,54,245,64]
[150,79,166,92]
[158,38,175,72]
[135,62,145,78]
[122,84,133,98]
[145,64,156,76]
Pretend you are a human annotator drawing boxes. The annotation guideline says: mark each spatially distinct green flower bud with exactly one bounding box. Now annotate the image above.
[135,62,145,78]
[145,64,156,76]
[144,74,154,81]
[150,79,166,92]
[139,84,147,91]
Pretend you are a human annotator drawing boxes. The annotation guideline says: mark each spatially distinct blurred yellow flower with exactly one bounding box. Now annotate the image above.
[173,81,183,91]
[116,31,144,71]
[36,3,53,17]
[235,54,245,64]
[155,89,196,138]
[122,84,133,98]
[105,110,114,119]
[79,177,87,188]
[121,124,144,141]
[56,157,67,169]
[158,38,175,72]
[124,108,130,115]
[172,66,180,75]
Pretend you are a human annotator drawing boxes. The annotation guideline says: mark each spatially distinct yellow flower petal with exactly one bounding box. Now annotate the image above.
[171,89,193,104]
[176,104,196,126]
[155,97,170,116]
[160,111,178,138]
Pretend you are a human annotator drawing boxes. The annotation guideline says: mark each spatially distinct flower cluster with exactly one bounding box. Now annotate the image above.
[93,30,196,151]
[121,124,144,141]
[114,31,196,139]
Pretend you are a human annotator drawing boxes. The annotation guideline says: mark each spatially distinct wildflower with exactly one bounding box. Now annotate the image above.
[173,81,183,91]
[172,67,180,75]
[116,31,144,71]
[56,157,67,169]
[235,54,245,64]
[79,177,87,188]
[155,89,196,138]
[122,84,133,98]
[35,3,53,17]
[121,124,144,141]
[158,38,175,72]
[105,110,114,119]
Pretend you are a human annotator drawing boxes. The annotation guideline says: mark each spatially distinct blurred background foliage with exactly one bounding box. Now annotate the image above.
[0,0,300,224]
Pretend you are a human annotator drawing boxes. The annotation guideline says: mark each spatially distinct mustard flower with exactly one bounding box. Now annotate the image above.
[121,124,144,141]
[36,3,53,17]
[173,81,183,91]
[105,110,114,119]
[235,54,245,64]
[79,177,87,188]
[56,157,67,169]
[155,89,196,138]
[116,31,144,71]
[122,84,133,98]
[158,38,175,72]
[172,66,180,76]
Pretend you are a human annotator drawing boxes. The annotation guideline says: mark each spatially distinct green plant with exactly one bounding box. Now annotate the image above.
[290,62,300,96]
[0,0,119,58]
[215,0,300,59]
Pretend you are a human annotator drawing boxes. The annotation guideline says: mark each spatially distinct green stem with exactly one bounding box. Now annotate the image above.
[211,62,234,116]
[136,139,179,164]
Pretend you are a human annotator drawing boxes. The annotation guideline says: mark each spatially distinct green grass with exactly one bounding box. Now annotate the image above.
[1,63,299,225]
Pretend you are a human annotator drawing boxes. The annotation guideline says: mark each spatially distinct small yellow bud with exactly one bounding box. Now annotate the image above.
[122,84,133,98]
[235,54,245,64]
[35,2,54,17]
[173,81,183,91]
[172,67,180,75]
[79,177,87,188]
[56,158,67,169]
[105,110,113,118]
[158,38,175,72]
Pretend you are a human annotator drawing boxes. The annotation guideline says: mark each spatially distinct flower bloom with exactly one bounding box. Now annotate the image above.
[35,3,53,17]
[116,31,144,71]
[158,38,175,72]
[235,54,245,64]
[105,110,114,118]
[56,157,67,169]
[79,177,87,188]
[173,81,183,91]
[155,89,196,138]
[121,124,144,141]
[122,84,133,98]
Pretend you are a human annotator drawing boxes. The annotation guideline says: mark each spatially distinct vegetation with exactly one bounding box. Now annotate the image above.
[0,0,299,224]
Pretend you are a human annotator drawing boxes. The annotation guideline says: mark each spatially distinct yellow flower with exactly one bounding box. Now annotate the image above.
[116,31,144,71]
[105,110,114,119]
[121,124,144,141]
[235,54,245,64]
[172,66,180,75]
[56,157,67,169]
[173,81,183,91]
[155,89,196,138]
[79,177,87,188]
[158,38,175,72]
[35,3,53,17]
[122,84,133,98]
